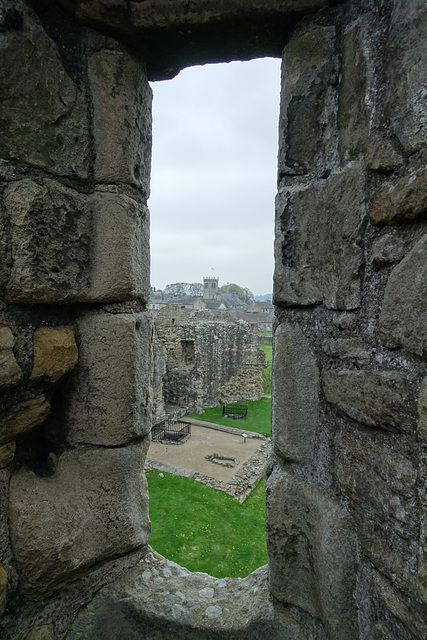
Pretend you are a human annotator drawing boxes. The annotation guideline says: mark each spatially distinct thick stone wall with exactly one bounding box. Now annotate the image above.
[0,0,425,639]
[270,1,427,638]
[155,314,265,416]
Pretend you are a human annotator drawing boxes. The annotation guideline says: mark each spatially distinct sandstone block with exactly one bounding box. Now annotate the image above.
[89,48,152,195]
[323,369,414,433]
[338,20,369,160]
[0,324,22,386]
[370,173,427,225]
[31,327,78,383]
[64,313,153,446]
[5,180,91,304]
[5,180,150,304]
[272,324,319,464]
[274,163,366,309]
[0,564,7,616]
[0,396,50,446]
[278,26,336,178]
[0,441,16,469]
[0,1,89,178]
[87,193,150,303]
[379,234,427,357]
[266,468,358,640]
[9,441,150,596]
[382,0,427,154]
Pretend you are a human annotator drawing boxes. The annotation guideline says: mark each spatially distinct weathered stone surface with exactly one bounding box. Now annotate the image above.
[365,134,402,173]
[64,313,153,446]
[5,179,91,304]
[57,0,329,80]
[87,193,150,303]
[372,570,427,640]
[379,234,427,357]
[88,48,152,195]
[274,163,366,309]
[278,26,336,178]
[336,429,419,593]
[0,325,22,387]
[9,441,150,596]
[338,20,369,160]
[5,180,149,304]
[323,369,414,433]
[272,324,319,464]
[322,338,370,362]
[419,378,427,442]
[332,312,358,330]
[370,232,407,270]
[0,441,16,469]
[382,0,427,154]
[31,327,78,383]
[25,625,54,640]
[67,548,314,640]
[0,564,7,616]
[370,173,427,226]
[0,396,50,446]
[266,468,358,640]
[0,1,89,178]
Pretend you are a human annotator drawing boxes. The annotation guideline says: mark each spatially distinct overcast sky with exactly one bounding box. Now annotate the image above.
[148,57,281,296]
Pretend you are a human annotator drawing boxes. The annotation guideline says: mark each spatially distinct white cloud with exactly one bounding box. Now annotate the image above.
[149,57,281,295]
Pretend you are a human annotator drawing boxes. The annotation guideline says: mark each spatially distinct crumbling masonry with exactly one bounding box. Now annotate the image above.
[0,1,426,639]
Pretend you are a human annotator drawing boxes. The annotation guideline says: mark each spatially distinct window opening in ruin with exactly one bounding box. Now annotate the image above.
[148,58,280,579]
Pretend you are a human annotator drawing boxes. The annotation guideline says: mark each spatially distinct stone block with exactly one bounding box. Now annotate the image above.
[382,0,427,154]
[0,564,7,616]
[338,20,369,160]
[0,324,22,387]
[88,48,152,195]
[86,193,150,303]
[25,626,54,640]
[365,134,402,173]
[9,441,150,597]
[272,324,319,464]
[418,377,427,442]
[31,327,78,383]
[5,179,92,304]
[370,173,427,225]
[5,180,150,304]
[0,1,89,178]
[274,163,366,309]
[278,26,336,178]
[0,396,50,446]
[336,430,418,581]
[379,233,427,357]
[322,338,370,362]
[64,312,153,446]
[323,369,414,433]
[266,468,358,640]
[370,231,406,270]
[0,441,16,469]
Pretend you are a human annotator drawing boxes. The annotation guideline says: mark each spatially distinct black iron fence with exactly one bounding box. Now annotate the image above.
[151,419,191,443]
[222,404,248,419]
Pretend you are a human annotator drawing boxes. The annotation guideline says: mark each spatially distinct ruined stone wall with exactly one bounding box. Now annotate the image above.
[269,1,427,638]
[0,0,425,639]
[155,316,265,416]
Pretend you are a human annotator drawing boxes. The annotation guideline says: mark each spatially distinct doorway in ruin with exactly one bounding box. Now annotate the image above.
[147,58,280,577]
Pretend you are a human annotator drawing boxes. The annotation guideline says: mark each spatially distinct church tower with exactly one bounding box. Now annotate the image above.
[203,276,219,300]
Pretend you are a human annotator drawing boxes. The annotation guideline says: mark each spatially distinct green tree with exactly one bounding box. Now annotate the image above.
[218,283,254,304]
[164,282,187,297]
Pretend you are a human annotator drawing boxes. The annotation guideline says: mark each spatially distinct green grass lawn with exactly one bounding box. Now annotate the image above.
[186,396,271,437]
[259,342,272,362]
[258,331,272,337]
[147,471,267,578]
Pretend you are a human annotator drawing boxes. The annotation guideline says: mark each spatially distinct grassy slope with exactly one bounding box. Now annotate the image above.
[186,396,271,437]
[147,471,267,578]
